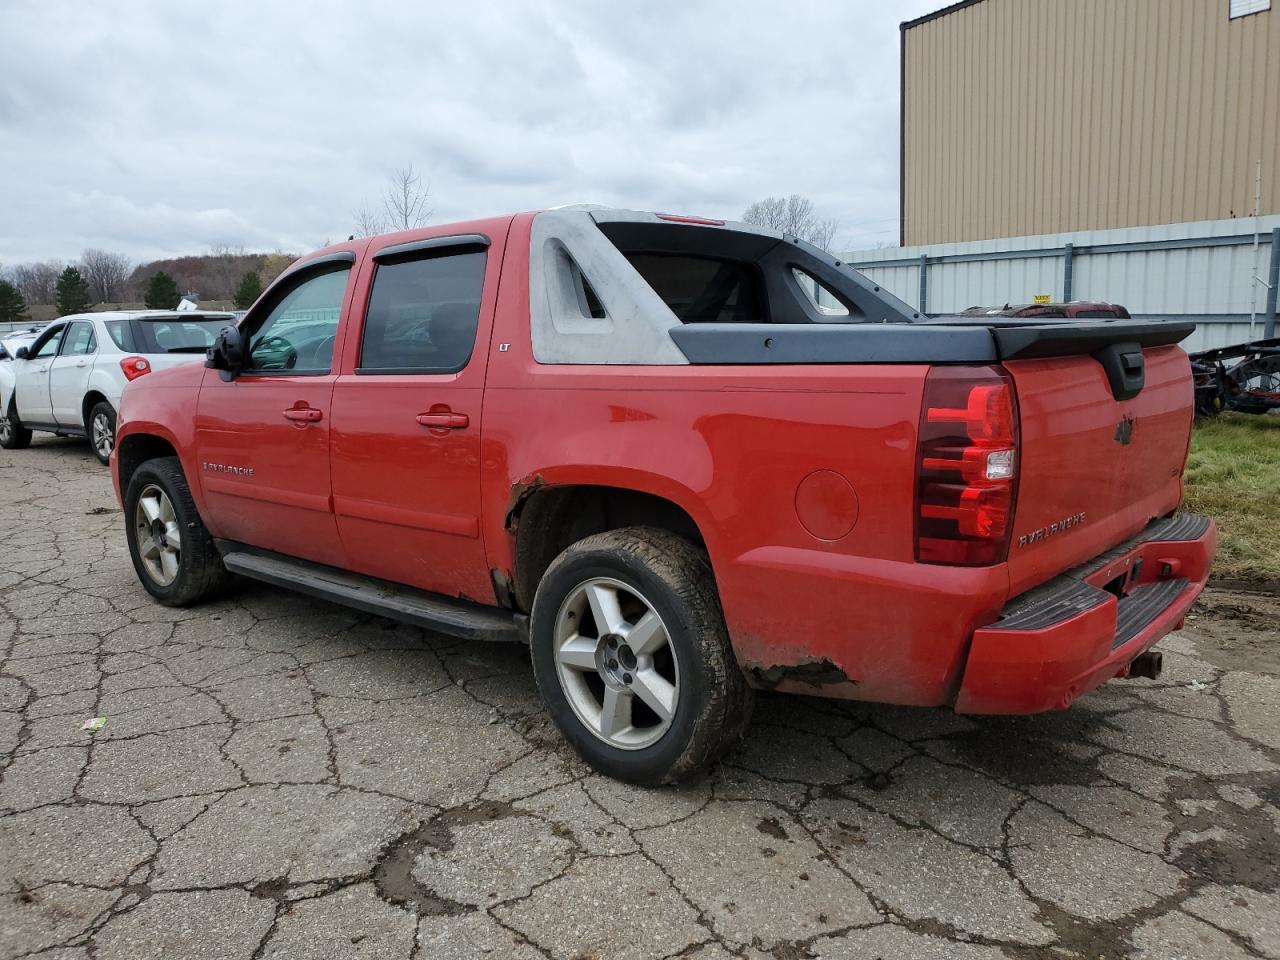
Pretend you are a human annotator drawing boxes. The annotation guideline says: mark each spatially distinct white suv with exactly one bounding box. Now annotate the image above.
[0,311,234,464]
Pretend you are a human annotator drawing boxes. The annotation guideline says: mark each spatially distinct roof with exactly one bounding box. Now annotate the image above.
[901,0,985,30]
[58,310,234,322]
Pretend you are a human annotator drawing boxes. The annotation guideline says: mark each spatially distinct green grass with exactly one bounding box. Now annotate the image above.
[1184,413,1280,582]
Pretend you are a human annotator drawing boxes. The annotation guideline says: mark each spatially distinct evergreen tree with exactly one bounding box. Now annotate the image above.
[55,266,91,315]
[0,280,29,324]
[144,271,181,309]
[234,270,263,309]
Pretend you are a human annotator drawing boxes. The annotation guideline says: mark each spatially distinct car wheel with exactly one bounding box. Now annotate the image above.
[89,401,116,465]
[124,456,231,606]
[0,402,33,450]
[530,526,753,785]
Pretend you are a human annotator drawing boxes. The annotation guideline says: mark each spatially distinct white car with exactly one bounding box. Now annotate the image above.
[0,311,234,464]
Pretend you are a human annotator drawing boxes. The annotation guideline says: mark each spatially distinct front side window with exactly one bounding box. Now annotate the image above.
[358,251,486,373]
[60,321,97,356]
[31,325,65,359]
[245,266,350,373]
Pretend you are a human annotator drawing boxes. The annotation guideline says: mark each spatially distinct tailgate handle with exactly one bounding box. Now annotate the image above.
[1092,341,1145,401]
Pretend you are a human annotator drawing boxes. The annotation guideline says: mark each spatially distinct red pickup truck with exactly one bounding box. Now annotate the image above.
[111,208,1216,784]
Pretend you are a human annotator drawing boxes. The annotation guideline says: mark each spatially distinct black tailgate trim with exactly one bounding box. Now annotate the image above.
[990,321,1195,360]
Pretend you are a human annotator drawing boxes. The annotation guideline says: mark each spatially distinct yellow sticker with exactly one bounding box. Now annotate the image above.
[1033,294,1052,304]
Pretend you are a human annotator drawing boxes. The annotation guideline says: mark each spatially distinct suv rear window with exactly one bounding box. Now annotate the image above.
[623,254,763,324]
[107,317,230,353]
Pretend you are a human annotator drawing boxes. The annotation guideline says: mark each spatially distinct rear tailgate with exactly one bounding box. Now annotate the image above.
[1003,344,1193,596]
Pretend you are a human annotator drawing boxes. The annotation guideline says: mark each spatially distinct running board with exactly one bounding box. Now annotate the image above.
[219,547,525,643]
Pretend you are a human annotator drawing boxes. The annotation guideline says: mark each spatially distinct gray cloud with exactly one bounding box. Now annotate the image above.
[0,0,938,264]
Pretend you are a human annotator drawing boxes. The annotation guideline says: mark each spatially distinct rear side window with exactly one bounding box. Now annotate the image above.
[105,320,135,352]
[60,321,96,355]
[358,251,486,373]
[623,254,763,324]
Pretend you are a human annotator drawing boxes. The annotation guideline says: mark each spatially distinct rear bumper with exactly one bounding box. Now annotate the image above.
[954,513,1216,714]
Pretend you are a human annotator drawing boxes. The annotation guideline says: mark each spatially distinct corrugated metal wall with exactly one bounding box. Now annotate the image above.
[902,0,1280,245]
[844,214,1280,352]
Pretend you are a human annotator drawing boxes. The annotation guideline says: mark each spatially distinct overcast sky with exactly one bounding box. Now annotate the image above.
[0,1,939,266]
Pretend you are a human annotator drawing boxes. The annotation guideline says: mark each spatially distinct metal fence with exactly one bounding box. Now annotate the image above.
[843,215,1280,353]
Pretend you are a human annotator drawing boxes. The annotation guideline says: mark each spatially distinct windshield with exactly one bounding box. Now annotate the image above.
[107,317,231,353]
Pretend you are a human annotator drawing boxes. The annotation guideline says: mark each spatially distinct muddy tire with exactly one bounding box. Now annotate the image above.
[530,526,753,785]
[124,456,231,606]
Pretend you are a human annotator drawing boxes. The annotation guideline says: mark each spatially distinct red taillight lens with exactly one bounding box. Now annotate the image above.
[120,356,151,381]
[915,366,1020,566]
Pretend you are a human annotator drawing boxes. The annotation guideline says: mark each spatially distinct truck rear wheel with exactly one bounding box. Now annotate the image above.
[530,527,752,785]
[124,456,231,606]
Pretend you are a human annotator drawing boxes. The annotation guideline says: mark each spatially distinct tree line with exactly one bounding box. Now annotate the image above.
[0,248,295,323]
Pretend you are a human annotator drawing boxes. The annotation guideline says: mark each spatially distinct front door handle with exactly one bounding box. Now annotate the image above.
[416,411,469,430]
[76,360,88,368]
[283,407,323,423]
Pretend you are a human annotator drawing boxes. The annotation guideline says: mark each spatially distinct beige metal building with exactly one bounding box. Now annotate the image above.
[901,0,1280,245]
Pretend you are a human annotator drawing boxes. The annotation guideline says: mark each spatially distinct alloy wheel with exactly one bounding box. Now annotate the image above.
[0,416,11,444]
[134,484,181,586]
[552,576,680,750]
[92,412,114,459]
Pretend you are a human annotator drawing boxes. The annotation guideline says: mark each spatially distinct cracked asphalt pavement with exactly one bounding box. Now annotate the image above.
[2,438,1279,960]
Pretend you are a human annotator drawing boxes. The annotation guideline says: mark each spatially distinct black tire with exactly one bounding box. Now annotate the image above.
[530,527,753,785]
[88,400,116,465]
[0,401,33,450]
[124,456,231,606]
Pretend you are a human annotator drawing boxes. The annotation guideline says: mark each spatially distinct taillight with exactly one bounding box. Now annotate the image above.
[120,356,151,381]
[915,366,1020,565]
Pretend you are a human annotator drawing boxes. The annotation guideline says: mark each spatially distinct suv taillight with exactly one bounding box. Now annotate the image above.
[120,356,151,381]
[915,366,1020,566]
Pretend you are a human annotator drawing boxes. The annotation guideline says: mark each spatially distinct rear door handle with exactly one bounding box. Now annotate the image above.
[416,411,469,429]
[283,407,323,422]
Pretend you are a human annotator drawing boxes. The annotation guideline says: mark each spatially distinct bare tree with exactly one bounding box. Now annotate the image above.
[11,261,64,305]
[741,195,839,251]
[383,163,432,231]
[79,249,132,303]
[353,164,432,236]
[352,204,387,237]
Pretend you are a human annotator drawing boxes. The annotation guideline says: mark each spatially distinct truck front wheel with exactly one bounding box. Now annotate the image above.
[530,527,753,785]
[124,457,231,606]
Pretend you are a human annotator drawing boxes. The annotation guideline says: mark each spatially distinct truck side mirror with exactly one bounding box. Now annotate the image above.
[206,326,245,380]
[14,347,29,360]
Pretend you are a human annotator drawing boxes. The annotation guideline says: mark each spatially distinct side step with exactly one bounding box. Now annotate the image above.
[220,548,525,643]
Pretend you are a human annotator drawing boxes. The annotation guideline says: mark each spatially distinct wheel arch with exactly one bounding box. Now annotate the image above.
[507,480,712,612]
[81,389,111,429]
[116,432,181,497]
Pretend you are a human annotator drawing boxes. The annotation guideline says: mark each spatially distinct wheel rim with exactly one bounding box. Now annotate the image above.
[553,576,680,751]
[134,484,181,586]
[92,413,113,458]
[0,417,11,443]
